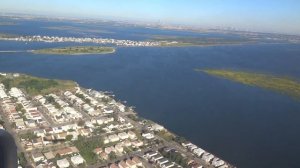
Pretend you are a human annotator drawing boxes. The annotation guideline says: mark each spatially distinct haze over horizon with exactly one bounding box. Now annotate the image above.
[1,0,300,35]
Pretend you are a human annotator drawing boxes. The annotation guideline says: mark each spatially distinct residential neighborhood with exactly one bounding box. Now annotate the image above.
[0,73,233,168]
[0,35,161,47]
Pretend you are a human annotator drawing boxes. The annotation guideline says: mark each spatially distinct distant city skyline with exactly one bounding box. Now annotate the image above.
[1,0,300,35]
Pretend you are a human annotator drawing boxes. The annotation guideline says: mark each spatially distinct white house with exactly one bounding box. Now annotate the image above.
[31,153,45,163]
[57,158,70,168]
[108,134,120,142]
[193,148,205,157]
[71,155,85,166]
[142,133,154,139]
[118,132,129,140]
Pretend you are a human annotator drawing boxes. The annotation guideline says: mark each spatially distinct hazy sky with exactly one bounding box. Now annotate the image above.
[1,0,300,34]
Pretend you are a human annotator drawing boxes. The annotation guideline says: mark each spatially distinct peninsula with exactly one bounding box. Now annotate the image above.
[197,69,300,99]
[0,72,233,168]
[32,46,116,55]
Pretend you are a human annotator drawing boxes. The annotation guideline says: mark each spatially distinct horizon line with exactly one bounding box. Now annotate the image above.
[1,11,300,37]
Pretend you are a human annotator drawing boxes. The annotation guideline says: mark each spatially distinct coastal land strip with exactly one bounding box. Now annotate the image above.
[32,46,116,55]
[196,69,300,99]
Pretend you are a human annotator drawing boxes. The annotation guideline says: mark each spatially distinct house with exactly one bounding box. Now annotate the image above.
[145,151,158,158]
[151,123,165,131]
[161,162,174,168]
[118,160,129,168]
[151,154,163,162]
[193,148,205,157]
[34,129,45,137]
[182,142,193,148]
[125,159,136,168]
[25,120,37,127]
[56,147,76,156]
[127,131,136,139]
[132,157,143,167]
[211,158,225,167]
[110,163,119,168]
[36,163,47,168]
[219,165,229,168]
[44,135,55,141]
[56,132,68,140]
[122,140,132,147]
[96,119,104,125]
[118,116,125,123]
[100,152,108,160]
[105,146,115,154]
[132,141,143,148]
[201,152,214,163]
[43,151,55,160]
[45,128,54,134]
[31,152,45,163]
[103,107,114,114]
[115,143,124,153]
[71,155,85,166]
[57,158,70,168]
[79,128,91,136]
[157,158,169,166]
[32,137,43,147]
[118,132,129,140]
[188,160,203,168]
[85,121,94,128]
[142,133,154,139]
[108,134,120,142]
[104,137,110,144]
[188,144,198,151]
[42,139,53,146]
[93,148,103,155]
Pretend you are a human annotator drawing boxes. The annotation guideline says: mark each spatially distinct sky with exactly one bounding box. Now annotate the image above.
[0,0,300,34]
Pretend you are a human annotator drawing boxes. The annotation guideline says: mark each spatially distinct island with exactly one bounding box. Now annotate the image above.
[196,69,300,99]
[0,72,233,168]
[32,46,116,55]
[151,35,256,47]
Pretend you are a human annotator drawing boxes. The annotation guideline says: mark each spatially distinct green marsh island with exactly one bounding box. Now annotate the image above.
[32,46,116,55]
[196,69,300,99]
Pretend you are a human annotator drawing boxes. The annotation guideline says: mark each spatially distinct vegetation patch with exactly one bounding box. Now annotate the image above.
[0,74,76,96]
[32,46,116,55]
[196,69,300,99]
[74,136,103,164]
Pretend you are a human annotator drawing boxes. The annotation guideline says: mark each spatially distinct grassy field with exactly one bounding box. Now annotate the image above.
[196,69,300,99]
[32,46,116,55]
[0,74,76,96]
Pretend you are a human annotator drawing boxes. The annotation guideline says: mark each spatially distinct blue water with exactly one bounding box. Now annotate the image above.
[1,18,300,168]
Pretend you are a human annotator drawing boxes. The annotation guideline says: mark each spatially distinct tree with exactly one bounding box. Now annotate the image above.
[18,152,27,167]
[46,96,55,104]
[109,152,117,160]
[15,104,23,112]
[78,119,85,127]
[20,132,37,140]
[66,135,73,141]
